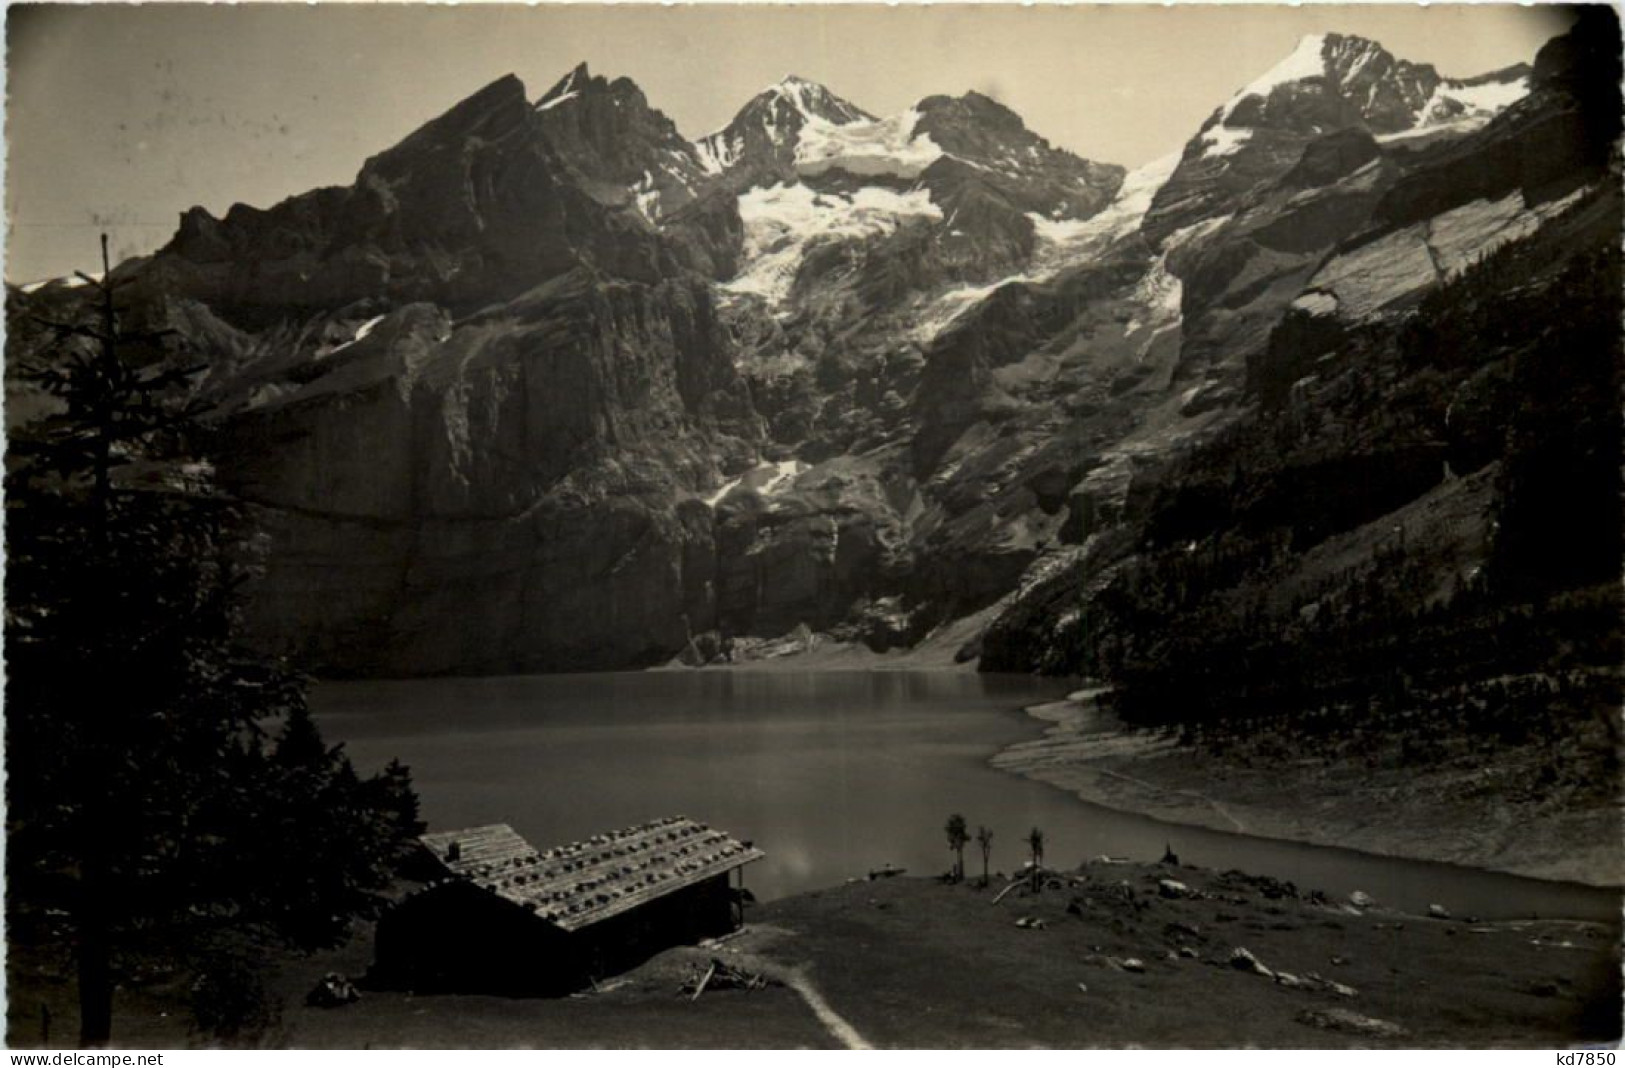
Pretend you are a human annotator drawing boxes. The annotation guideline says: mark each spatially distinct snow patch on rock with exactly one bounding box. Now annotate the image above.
[1199,125,1254,159]
[535,65,584,111]
[630,170,662,224]
[326,314,388,356]
[535,91,578,113]
[1124,256,1183,341]
[1165,213,1234,254]
[694,135,737,176]
[704,459,807,507]
[1291,291,1340,317]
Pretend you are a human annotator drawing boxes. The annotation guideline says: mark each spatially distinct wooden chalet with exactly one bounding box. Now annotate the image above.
[373,816,764,995]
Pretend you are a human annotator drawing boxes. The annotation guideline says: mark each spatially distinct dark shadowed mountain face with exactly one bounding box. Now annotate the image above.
[7,15,1618,681]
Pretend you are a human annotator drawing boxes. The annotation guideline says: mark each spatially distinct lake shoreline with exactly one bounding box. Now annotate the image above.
[14,663,1622,1046]
[665,648,1617,891]
[995,690,1624,892]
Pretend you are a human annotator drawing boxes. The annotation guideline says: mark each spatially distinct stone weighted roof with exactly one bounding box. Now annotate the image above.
[417,816,764,933]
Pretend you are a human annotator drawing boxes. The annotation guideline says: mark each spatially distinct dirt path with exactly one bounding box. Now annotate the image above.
[721,935,873,1050]
[780,968,872,1050]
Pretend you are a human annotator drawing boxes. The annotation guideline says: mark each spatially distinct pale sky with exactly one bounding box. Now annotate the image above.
[4,3,1578,283]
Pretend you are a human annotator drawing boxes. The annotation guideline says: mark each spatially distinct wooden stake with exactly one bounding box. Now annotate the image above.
[690,961,716,1001]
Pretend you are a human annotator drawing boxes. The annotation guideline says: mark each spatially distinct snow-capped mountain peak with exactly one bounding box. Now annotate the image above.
[1145,29,1552,246]
[1217,33,1330,123]
[695,77,933,180]
[760,74,872,123]
[1191,31,1530,163]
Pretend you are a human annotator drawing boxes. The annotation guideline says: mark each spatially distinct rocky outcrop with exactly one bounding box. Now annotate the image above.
[532,64,707,217]
[711,450,920,639]
[214,268,759,675]
[913,91,1125,222]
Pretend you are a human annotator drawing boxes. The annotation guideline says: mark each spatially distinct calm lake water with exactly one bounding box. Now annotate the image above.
[314,670,1618,921]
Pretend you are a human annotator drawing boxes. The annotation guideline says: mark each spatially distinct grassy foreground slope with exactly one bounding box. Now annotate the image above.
[10,864,1618,1048]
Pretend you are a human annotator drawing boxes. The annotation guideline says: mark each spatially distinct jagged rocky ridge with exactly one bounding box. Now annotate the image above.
[6,19,1618,679]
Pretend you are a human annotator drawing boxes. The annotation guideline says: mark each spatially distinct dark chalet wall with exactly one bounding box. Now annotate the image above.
[373,873,738,996]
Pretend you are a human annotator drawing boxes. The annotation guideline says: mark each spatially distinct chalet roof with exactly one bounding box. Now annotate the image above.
[417,817,764,933]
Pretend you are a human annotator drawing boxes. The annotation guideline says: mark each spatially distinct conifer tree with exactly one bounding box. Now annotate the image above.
[6,237,422,1046]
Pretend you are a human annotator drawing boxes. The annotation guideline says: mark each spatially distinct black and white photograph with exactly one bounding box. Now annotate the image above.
[4,0,1621,1050]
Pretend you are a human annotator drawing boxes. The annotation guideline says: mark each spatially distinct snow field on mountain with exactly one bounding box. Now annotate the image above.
[724,182,942,308]
[695,77,943,181]
[1194,35,1527,159]
[1118,213,1226,345]
[1028,151,1181,272]
[908,281,1011,345]
[909,153,1181,345]
[1220,34,1328,124]
[1195,35,1328,158]
[1428,77,1532,122]
[1411,75,1532,134]
[794,108,944,178]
